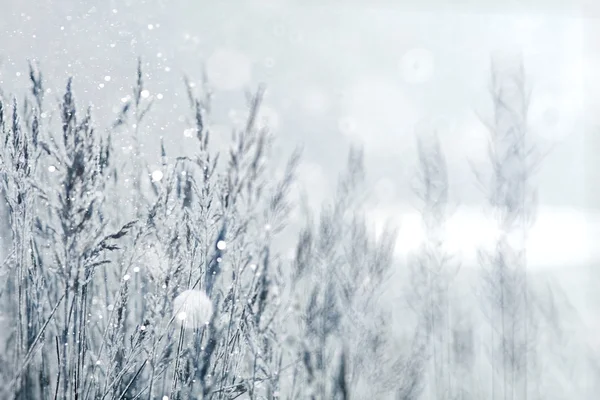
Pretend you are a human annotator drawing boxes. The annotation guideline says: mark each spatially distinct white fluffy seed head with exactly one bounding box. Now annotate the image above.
[172,290,213,329]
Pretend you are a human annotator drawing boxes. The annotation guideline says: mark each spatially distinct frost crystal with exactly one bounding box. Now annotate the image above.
[173,290,214,329]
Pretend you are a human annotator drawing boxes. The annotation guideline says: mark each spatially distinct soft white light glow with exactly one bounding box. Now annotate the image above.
[151,170,163,182]
[372,207,592,269]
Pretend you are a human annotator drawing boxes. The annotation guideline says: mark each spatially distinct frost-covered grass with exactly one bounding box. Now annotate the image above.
[0,59,596,400]
[0,60,406,400]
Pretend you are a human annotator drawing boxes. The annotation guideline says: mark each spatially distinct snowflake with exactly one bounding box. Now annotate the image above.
[151,170,163,182]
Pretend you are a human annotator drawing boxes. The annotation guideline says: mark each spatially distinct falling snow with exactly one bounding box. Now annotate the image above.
[0,4,596,400]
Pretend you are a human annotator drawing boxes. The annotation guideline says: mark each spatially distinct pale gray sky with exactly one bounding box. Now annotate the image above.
[1,0,599,269]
